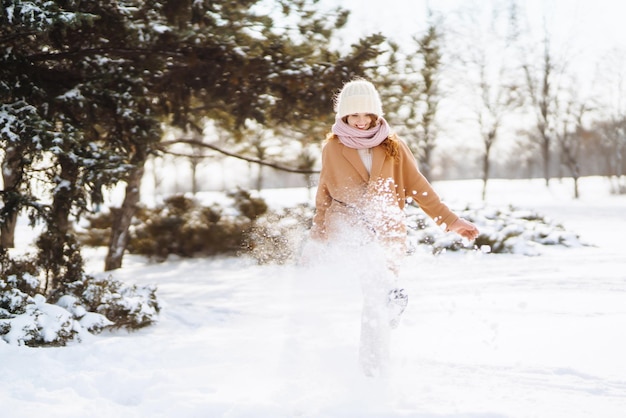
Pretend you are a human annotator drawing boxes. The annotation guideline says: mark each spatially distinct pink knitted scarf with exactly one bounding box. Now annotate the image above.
[331,117,390,149]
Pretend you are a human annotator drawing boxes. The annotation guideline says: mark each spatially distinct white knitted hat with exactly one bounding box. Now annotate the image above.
[334,79,383,119]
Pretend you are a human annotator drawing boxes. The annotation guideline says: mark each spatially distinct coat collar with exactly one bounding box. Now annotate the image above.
[341,145,385,181]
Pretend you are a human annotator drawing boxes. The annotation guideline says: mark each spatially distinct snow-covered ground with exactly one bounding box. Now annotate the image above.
[1,177,625,418]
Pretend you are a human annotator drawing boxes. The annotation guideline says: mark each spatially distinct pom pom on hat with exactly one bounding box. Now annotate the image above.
[334,78,383,119]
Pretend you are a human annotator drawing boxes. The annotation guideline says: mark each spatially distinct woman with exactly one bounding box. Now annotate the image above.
[309,78,479,376]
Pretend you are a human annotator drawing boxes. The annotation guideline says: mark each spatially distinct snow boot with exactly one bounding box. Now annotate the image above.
[388,288,408,329]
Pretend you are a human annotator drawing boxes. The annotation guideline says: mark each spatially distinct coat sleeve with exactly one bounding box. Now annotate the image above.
[399,142,459,229]
[311,181,331,240]
[310,143,332,240]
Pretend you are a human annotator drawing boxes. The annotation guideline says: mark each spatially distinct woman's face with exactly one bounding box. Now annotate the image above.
[346,113,376,130]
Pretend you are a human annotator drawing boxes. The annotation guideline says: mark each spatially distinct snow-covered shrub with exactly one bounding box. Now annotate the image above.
[1,294,79,347]
[243,201,583,263]
[0,274,38,318]
[56,295,113,333]
[406,204,583,255]
[129,194,257,259]
[244,203,314,264]
[0,270,80,346]
[64,275,160,330]
[0,250,39,317]
[79,189,269,260]
[0,251,160,346]
[228,188,268,220]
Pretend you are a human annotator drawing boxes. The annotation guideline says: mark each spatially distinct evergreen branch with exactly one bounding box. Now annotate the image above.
[0,31,40,45]
[26,47,185,62]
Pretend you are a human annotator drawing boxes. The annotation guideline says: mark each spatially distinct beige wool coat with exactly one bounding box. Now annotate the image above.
[311,137,459,254]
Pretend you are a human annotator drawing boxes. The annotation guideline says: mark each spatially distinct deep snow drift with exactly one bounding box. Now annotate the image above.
[1,177,625,418]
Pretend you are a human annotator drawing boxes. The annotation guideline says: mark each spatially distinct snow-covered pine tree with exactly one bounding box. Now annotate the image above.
[0,1,161,340]
[1,0,386,280]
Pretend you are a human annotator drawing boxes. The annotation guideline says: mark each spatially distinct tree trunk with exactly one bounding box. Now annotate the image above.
[50,154,79,236]
[256,164,263,191]
[0,209,18,250]
[0,145,22,249]
[190,158,199,195]
[482,131,495,201]
[481,152,490,201]
[542,137,550,186]
[45,153,81,294]
[105,145,147,271]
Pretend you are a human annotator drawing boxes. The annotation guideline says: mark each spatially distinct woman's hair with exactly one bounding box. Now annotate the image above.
[381,133,400,161]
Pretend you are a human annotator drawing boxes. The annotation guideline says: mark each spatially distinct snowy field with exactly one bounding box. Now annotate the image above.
[1,177,625,418]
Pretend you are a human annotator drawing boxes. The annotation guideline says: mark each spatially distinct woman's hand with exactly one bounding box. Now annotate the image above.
[447,218,480,241]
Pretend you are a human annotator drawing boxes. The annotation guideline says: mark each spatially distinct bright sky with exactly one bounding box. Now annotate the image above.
[323,0,625,119]
[324,0,626,60]
[318,0,626,160]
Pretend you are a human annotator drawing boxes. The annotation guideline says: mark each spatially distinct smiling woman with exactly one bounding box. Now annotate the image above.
[305,77,479,377]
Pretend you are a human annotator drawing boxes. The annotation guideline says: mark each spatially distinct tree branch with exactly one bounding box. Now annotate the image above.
[27,47,185,62]
[158,139,319,175]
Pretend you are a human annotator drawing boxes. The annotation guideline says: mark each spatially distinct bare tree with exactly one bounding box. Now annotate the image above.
[188,142,205,195]
[447,2,521,198]
[475,50,521,199]
[593,48,626,193]
[248,132,269,192]
[522,35,558,187]
[594,118,626,193]
[555,93,589,198]
[377,14,444,181]
[411,21,444,180]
